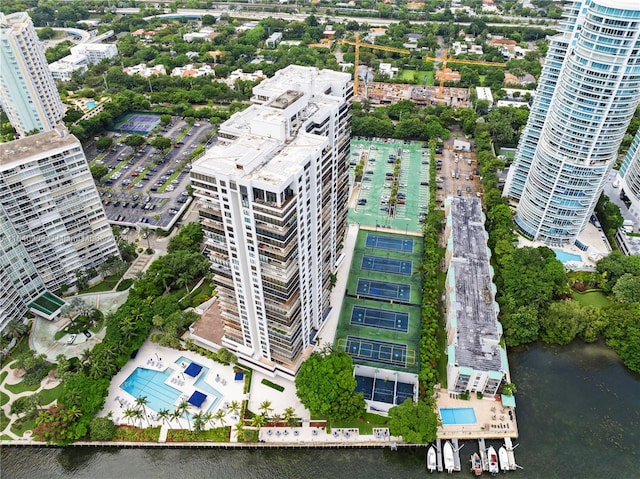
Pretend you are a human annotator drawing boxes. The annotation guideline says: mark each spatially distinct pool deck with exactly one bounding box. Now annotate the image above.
[435,387,518,440]
[101,341,245,430]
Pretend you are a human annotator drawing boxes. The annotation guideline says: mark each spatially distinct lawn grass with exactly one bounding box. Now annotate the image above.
[572,290,610,308]
[2,337,30,368]
[6,380,40,395]
[116,278,134,291]
[38,383,63,406]
[0,391,9,407]
[82,269,128,293]
[0,434,12,440]
[11,418,36,437]
[330,412,388,435]
[0,409,9,430]
[0,370,7,384]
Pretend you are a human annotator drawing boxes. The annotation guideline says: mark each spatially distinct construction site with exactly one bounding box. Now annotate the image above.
[362,82,471,107]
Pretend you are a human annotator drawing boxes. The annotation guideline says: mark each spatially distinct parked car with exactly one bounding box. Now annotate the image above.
[67,334,77,345]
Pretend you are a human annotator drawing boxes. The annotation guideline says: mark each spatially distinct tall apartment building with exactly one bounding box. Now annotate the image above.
[0,127,119,316]
[0,206,47,331]
[504,0,640,245]
[443,197,510,397]
[0,12,65,137]
[619,128,640,224]
[191,65,352,378]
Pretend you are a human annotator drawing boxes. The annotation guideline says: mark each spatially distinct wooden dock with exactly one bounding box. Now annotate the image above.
[436,438,443,472]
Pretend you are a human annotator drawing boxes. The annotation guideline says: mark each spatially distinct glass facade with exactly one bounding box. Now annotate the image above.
[506,0,640,245]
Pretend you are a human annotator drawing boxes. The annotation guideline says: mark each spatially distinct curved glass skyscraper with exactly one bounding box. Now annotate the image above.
[505,0,640,245]
[619,128,640,223]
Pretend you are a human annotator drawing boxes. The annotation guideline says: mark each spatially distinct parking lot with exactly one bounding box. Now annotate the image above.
[348,138,429,233]
[87,118,215,230]
[434,127,481,204]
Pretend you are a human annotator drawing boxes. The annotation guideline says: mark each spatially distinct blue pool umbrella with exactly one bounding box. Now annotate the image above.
[234,371,244,381]
[188,390,207,408]
[184,362,203,377]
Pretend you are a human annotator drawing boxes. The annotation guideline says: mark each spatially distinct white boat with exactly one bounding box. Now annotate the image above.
[443,441,455,474]
[499,446,510,471]
[487,446,499,475]
[427,445,437,472]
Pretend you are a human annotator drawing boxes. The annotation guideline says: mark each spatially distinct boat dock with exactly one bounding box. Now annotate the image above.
[428,437,519,473]
[478,438,488,471]
[504,437,519,471]
[451,438,462,472]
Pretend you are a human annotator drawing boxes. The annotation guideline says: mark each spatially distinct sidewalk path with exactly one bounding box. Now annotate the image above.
[0,361,61,440]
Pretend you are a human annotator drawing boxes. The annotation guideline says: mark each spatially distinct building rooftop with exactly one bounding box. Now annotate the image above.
[448,197,503,372]
[0,127,79,168]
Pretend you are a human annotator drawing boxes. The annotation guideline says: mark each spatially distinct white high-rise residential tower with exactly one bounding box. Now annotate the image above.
[0,127,119,297]
[191,65,352,379]
[0,12,65,136]
[504,0,640,246]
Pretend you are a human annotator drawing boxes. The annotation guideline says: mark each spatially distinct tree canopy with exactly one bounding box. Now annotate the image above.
[388,398,439,444]
[295,348,365,422]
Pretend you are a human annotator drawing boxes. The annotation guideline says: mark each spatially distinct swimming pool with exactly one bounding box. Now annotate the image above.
[120,367,180,413]
[440,407,478,425]
[120,363,223,414]
[552,248,582,264]
[85,100,97,109]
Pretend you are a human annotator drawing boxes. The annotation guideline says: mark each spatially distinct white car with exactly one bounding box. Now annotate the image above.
[67,334,77,345]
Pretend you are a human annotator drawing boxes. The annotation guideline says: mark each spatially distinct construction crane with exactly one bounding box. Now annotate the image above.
[339,33,410,96]
[423,49,507,98]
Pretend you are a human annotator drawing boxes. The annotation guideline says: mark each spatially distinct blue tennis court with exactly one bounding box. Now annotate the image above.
[356,279,411,301]
[355,375,416,405]
[366,234,414,253]
[345,336,409,367]
[361,255,412,275]
[350,306,409,332]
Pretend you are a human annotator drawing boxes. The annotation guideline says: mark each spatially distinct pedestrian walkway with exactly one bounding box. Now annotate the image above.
[0,361,61,440]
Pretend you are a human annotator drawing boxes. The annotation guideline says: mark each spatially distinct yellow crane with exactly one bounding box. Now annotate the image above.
[338,33,411,96]
[423,49,507,98]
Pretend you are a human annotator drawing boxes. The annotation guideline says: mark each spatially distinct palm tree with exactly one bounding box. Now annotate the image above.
[141,226,152,250]
[177,400,191,429]
[170,408,183,429]
[269,412,281,427]
[251,413,267,428]
[233,422,245,441]
[176,272,193,294]
[228,400,242,417]
[135,396,150,425]
[133,408,144,428]
[282,406,296,427]
[202,411,214,430]
[192,411,205,433]
[157,408,171,428]
[3,319,28,340]
[214,408,226,427]
[258,400,273,418]
[123,407,137,426]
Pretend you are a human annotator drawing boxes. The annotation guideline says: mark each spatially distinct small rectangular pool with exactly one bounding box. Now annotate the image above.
[552,248,582,264]
[440,407,477,425]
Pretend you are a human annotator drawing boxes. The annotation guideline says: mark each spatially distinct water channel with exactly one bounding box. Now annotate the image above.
[2,341,638,478]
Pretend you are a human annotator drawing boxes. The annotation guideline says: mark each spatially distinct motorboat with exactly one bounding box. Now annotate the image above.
[427,445,437,472]
[487,446,499,475]
[499,446,510,472]
[443,441,455,474]
[471,452,482,476]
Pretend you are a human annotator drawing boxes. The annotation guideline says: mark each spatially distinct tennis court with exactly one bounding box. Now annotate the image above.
[354,376,416,405]
[361,255,412,275]
[356,279,411,301]
[113,112,162,135]
[365,234,414,253]
[350,305,409,332]
[343,336,411,367]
